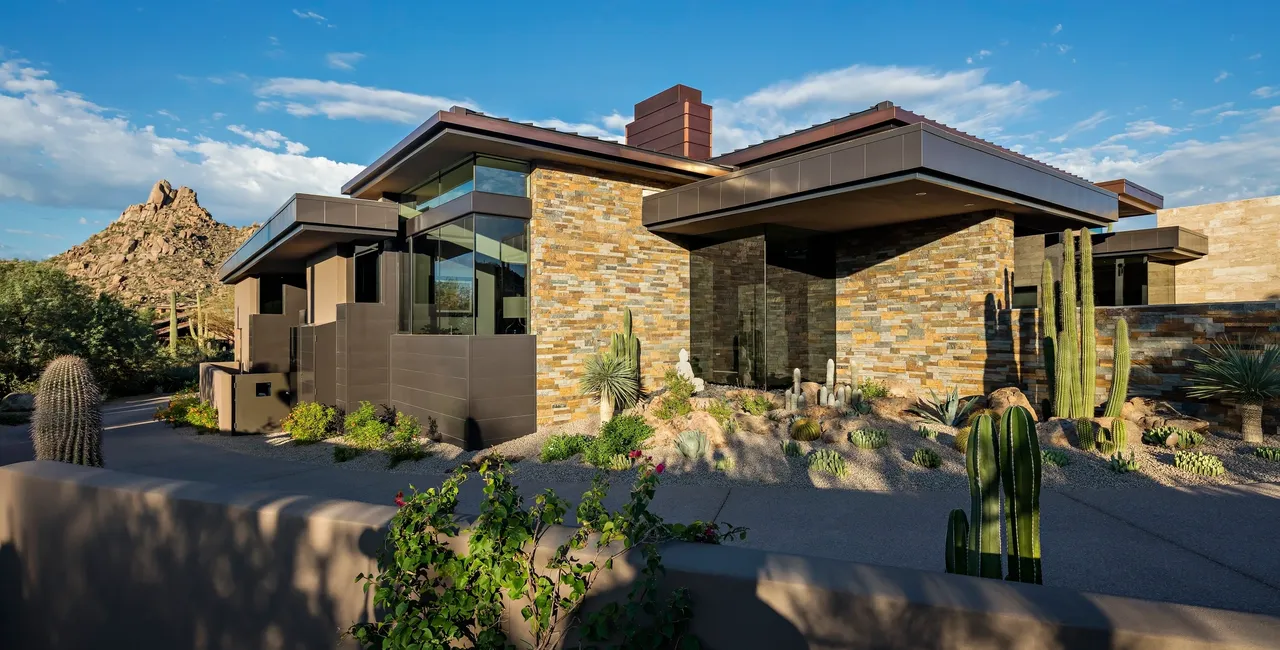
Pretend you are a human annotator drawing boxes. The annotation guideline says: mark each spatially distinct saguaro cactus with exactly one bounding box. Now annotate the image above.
[1103,318,1131,418]
[1078,231,1097,417]
[1039,258,1057,414]
[169,290,178,355]
[999,406,1042,584]
[31,355,104,467]
[966,414,1003,579]
[1055,230,1079,418]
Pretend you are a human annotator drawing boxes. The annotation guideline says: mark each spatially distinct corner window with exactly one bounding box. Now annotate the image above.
[403,214,528,335]
[400,155,529,216]
[354,248,380,303]
[475,156,529,197]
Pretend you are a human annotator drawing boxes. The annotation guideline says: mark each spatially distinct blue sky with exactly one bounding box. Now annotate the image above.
[3,0,1280,259]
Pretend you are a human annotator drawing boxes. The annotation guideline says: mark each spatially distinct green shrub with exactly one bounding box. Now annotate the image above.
[282,402,337,444]
[154,390,217,433]
[857,378,889,400]
[385,414,429,468]
[790,418,821,441]
[185,400,218,433]
[911,447,942,469]
[349,456,747,648]
[540,433,590,463]
[344,401,390,450]
[652,370,694,421]
[1041,449,1070,467]
[706,399,734,427]
[740,394,773,416]
[1255,446,1280,461]
[333,446,360,463]
[849,428,888,450]
[664,369,695,401]
[1174,450,1225,477]
[780,440,803,457]
[807,449,848,477]
[583,414,653,468]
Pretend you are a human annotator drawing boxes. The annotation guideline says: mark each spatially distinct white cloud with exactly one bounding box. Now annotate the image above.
[1101,119,1179,143]
[284,141,310,155]
[1214,71,1231,83]
[156,109,179,121]
[966,49,993,64]
[1170,98,1184,110]
[710,63,1056,153]
[1253,86,1278,99]
[78,217,87,224]
[291,9,328,25]
[1049,110,1111,143]
[0,58,362,224]
[226,124,288,148]
[325,52,365,71]
[1051,24,1062,35]
[256,78,471,124]
[1248,53,1262,60]
[1191,101,1234,116]
[211,111,225,120]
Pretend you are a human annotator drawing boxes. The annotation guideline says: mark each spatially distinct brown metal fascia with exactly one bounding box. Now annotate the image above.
[709,104,905,167]
[342,109,731,197]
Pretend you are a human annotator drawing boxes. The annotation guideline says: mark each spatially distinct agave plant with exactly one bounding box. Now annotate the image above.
[908,386,977,427]
[579,352,640,423]
[1186,339,1280,443]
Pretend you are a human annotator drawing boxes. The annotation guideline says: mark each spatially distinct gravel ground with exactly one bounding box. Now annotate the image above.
[174,409,1280,493]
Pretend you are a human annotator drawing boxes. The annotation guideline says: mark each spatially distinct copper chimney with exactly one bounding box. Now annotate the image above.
[625,84,712,160]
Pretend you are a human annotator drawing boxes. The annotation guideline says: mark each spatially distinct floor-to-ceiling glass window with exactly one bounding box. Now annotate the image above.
[401,214,529,335]
[689,226,835,388]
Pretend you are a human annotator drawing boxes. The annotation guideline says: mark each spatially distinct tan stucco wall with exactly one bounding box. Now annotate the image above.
[308,253,351,325]
[233,278,258,369]
[528,165,688,429]
[1157,195,1280,302]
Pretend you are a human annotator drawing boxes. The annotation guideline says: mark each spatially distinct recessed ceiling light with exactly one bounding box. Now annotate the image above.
[915,192,928,196]
[964,203,975,207]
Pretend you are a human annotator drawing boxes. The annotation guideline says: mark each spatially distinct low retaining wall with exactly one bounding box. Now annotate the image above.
[3,461,1279,649]
[994,301,1280,427]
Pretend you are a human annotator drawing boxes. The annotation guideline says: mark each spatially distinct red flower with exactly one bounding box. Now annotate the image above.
[628,449,642,459]
[394,491,406,508]
[654,462,665,474]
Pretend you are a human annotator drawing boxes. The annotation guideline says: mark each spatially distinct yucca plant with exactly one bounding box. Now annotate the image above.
[909,386,977,427]
[1186,339,1280,443]
[579,352,640,423]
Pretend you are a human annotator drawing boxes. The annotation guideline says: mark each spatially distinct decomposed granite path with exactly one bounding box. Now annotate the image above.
[3,394,1280,615]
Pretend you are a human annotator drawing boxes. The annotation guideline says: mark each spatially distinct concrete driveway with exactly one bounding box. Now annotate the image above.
[4,395,1280,616]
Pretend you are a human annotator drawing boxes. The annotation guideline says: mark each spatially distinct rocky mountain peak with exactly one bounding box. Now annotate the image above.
[52,180,256,308]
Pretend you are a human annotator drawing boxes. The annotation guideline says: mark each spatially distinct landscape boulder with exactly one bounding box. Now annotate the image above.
[986,387,1038,421]
[0,392,35,412]
[1037,418,1078,449]
[734,413,775,436]
[870,396,914,421]
[651,412,729,449]
[800,381,822,406]
[1121,397,1210,432]
[884,379,918,401]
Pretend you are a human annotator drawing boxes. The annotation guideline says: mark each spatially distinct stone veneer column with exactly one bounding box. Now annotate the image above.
[835,212,1015,396]
[528,165,689,428]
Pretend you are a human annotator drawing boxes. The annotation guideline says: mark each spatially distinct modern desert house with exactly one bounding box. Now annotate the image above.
[212,84,1176,448]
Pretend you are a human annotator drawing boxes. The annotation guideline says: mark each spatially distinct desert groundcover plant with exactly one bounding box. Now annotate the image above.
[1186,339,1280,443]
[350,455,746,649]
[909,386,977,427]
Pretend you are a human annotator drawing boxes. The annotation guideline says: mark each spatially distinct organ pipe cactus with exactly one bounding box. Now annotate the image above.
[1103,318,1131,418]
[945,509,969,576]
[1055,230,1079,419]
[826,358,835,391]
[169,290,178,355]
[1078,231,1097,417]
[1076,418,1097,452]
[965,414,1003,579]
[1040,258,1057,413]
[999,406,1042,584]
[31,355,104,467]
[793,368,801,395]
[1109,419,1129,453]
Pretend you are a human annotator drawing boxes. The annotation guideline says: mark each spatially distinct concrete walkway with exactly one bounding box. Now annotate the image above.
[4,394,1280,615]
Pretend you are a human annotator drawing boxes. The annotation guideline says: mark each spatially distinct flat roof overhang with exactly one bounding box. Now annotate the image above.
[342,108,731,199]
[1073,226,1207,262]
[218,194,399,284]
[644,123,1120,237]
[1095,179,1164,216]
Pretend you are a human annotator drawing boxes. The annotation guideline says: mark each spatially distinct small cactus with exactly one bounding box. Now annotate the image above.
[917,425,937,440]
[825,358,835,389]
[31,355,104,467]
[1076,419,1096,452]
[807,448,847,477]
[605,453,634,471]
[848,428,888,450]
[790,418,821,441]
[1110,419,1129,453]
[1255,446,1280,462]
[780,440,803,457]
[1174,450,1225,477]
[793,367,801,395]
[675,430,708,459]
[912,447,942,469]
[1041,449,1070,467]
[714,456,735,472]
[1108,451,1140,473]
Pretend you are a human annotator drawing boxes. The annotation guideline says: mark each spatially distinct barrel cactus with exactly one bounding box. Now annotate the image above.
[807,449,847,478]
[675,430,709,460]
[1255,446,1280,462]
[1174,450,1225,477]
[848,428,888,450]
[790,418,821,442]
[31,355,104,467]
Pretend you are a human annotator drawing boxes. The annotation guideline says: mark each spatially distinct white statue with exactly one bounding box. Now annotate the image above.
[676,349,705,394]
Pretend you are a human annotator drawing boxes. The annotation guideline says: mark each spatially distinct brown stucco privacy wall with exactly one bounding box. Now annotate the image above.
[997,301,1280,427]
[1157,195,1280,303]
[8,461,1280,650]
[836,213,1016,395]
[528,164,689,428]
[334,250,398,412]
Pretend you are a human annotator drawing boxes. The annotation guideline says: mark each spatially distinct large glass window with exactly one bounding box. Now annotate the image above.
[403,214,528,335]
[259,275,284,314]
[401,155,529,216]
[354,248,380,303]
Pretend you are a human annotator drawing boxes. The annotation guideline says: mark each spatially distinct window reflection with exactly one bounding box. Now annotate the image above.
[400,155,529,216]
